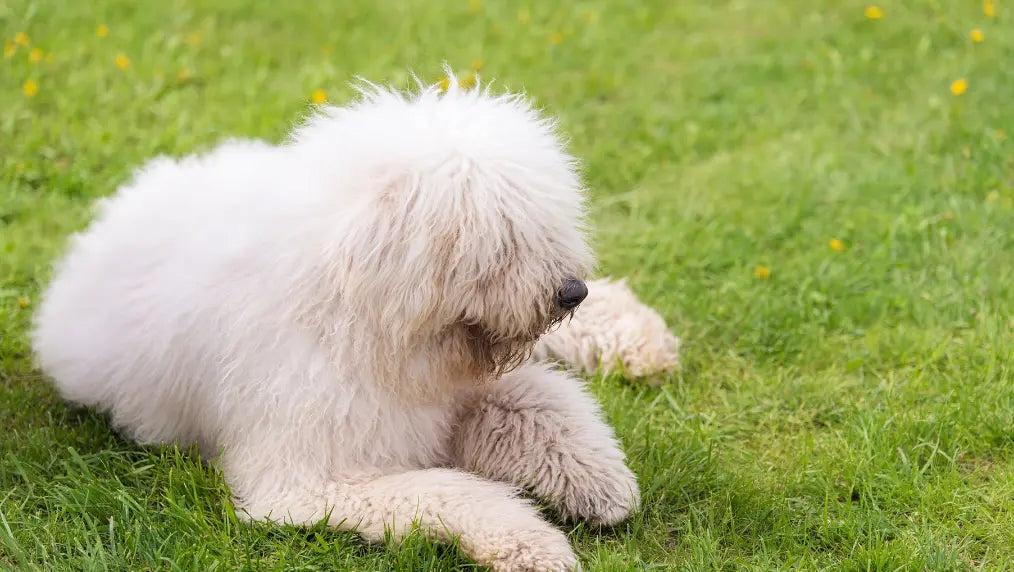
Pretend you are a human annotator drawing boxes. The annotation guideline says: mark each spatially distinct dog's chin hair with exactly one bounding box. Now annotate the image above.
[484,341,534,381]
[467,310,574,382]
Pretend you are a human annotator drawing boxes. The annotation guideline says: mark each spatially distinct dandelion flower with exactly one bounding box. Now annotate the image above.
[29,47,42,62]
[984,0,996,18]
[17,296,30,308]
[96,24,109,38]
[829,238,846,252]
[22,79,38,98]
[115,53,130,70]
[864,6,883,20]
[3,41,14,58]
[549,31,564,45]
[970,29,984,42]
[950,78,967,96]
[14,32,29,46]
[311,89,328,104]
[518,9,531,24]
[753,265,771,280]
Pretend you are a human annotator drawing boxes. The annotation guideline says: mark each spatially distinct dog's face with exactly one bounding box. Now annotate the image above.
[447,198,594,381]
[321,84,595,387]
[389,153,595,384]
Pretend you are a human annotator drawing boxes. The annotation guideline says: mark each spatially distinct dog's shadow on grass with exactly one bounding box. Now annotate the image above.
[54,400,142,454]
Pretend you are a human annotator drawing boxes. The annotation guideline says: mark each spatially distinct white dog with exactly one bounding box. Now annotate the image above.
[32,79,678,571]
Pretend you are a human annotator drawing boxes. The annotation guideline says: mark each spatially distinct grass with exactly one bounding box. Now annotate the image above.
[2,0,1014,569]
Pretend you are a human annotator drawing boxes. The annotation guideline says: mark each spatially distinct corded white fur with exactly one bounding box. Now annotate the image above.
[31,76,673,571]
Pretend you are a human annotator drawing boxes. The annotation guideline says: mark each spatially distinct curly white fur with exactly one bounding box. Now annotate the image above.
[31,78,669,571]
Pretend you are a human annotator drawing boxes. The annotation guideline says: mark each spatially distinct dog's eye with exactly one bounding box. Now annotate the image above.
[463,322,487,340]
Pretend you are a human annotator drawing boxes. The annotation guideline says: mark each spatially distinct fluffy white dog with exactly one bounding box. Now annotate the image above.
[32,79,678,571]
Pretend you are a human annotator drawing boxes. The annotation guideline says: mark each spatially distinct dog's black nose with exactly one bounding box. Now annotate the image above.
[557,279,588,311]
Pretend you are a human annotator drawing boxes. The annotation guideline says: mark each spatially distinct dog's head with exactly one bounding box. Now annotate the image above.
[294,77,594,389]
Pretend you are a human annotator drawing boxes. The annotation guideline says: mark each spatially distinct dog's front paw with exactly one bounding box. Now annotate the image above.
[554,457,640,526]
[477,527,578,572]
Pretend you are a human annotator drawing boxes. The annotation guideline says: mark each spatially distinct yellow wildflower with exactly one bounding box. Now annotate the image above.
[984,0,996,18]
[437,76,450,91]
[177,67,191,82]
[115,53,130,70]
[970,29,984,43]
[29,47,42,62]
[518,9,531,24]
[986,190,1000,203]
[753,265,771,280]
[468,0,482,14]
[950,78,967,96]
[23,79,38,97]
[829,238,845,252]
[14,32,29,46]
[460,71,477,89]
[96,24,109,38]
[3,41,15,58]
[549,31,564,45]
[864,6,883,20]
[471,57,484,71]
[17,296,30,308]
[185,32,202,46]
[311,89,328,104]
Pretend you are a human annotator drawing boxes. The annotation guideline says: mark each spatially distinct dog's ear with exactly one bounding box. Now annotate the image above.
[337,173,465,348]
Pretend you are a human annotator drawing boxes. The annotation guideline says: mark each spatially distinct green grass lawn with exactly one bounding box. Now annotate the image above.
[3,0,1014,569]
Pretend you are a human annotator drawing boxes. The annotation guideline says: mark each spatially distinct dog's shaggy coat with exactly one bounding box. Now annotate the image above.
[32,81,675,571]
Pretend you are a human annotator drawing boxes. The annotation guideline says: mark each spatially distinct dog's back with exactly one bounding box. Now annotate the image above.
[31,139,288,451]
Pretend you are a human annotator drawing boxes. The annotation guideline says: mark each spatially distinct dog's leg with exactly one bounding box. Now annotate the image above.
[233,467,577,572]
[453,363,639,525]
